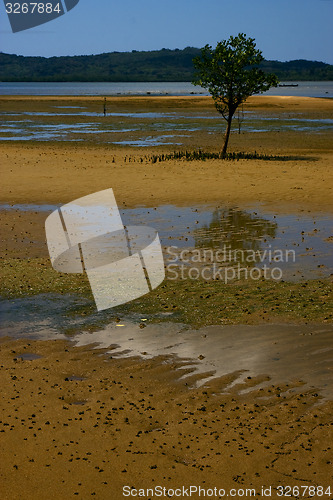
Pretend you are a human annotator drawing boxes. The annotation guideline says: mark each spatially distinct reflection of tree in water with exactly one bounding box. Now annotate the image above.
[193,208,277,262]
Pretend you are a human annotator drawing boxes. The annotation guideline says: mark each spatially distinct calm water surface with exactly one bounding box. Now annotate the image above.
[1,108,332,144]
[1,81,333,97]
[1,203,332,280]
[1,201,332,399]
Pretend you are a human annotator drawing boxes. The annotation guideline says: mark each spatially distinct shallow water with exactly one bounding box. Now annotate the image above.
[0,203,60,212]
[120,205,332,280]
[1,81,333,98]
[1,200,332,399]
[1,295,332,400]
[14,352,42,361]
[73,321,333,400]
[1,107,333,144]
[1,203,332,279]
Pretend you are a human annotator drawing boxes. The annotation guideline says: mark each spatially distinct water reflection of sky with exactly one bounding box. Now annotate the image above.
[1,201,332,397]
[1,81,333,98]
[2,203,331,280]
[0,297,332,400]
[121,205,333,280]
[1,107,332,144]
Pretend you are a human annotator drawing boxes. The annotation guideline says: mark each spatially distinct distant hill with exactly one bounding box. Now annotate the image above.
[1,48,333,82]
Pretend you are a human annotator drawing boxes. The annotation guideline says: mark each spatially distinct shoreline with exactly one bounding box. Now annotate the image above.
[1,94,333,105]
[1,94,332,325]
[1,94,332,498]
[1,95,332,211]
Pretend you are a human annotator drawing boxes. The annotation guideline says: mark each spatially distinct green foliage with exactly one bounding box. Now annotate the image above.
[261,59,333,81]
[0,49,332,82]
[192,34,279,152]
[0,48,200,82]
[193,34,278,114]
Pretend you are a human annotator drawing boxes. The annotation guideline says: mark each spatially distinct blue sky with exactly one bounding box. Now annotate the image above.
[1,0,332,63]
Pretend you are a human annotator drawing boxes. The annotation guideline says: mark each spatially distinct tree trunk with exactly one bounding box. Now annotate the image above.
[222,114,233,155]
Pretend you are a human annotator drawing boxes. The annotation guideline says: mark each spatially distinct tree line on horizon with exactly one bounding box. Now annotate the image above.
[1,48,332,82]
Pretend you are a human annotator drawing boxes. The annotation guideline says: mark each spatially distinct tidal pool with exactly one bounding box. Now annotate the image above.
[1,202,332,399]
[1,297,332,401]
[1,107,332,143]
[1,203,332,279]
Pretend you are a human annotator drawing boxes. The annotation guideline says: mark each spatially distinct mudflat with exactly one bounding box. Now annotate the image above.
[1,95,333,211]
[0,336,332,499]
[0,95,332,499]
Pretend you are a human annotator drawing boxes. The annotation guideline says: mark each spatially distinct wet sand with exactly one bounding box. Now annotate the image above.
[1,96,333,499]
[0,337,332,500]
[72,322,333,400]
[1,142,332,213]
[1,95,333,211]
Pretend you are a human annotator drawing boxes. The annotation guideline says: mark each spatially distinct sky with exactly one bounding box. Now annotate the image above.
[0,0,333,63]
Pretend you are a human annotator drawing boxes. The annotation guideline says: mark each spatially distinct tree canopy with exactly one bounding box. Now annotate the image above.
[192,33,279,153]
[0,50,332,82]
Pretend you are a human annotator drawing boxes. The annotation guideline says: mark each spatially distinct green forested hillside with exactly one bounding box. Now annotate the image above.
[1,48,332,82]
